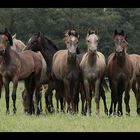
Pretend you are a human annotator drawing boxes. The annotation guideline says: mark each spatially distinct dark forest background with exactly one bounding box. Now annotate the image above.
[0,8,139,57]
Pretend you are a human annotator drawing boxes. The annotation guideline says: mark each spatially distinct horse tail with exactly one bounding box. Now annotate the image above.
[102,77,109,92]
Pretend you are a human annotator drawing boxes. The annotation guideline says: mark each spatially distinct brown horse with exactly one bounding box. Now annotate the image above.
[129,54,140,114]
[52,29,80,113]
[0,34,26,99]
[80,29,108,116]
[0,28,42,114]
[107,30,133,116]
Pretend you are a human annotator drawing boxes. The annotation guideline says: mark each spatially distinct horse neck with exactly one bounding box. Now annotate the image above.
[115,51,127,66]
[40,40,57,73]
[87,52,97,66]
[67,53,77,68]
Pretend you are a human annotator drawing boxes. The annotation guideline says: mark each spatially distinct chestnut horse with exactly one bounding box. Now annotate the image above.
[0,28,42,114]
[107,30,133,116]
[80,30,108,116]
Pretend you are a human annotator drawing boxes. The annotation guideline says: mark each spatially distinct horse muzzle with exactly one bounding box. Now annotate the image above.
[89,48,97,54]
[115,50,123,57]
[0,48,6,56]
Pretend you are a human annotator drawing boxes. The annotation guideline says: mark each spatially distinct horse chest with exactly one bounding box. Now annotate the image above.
[84,68,98,80]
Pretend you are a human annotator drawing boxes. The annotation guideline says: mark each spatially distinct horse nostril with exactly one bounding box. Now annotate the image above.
[0,48,5,55]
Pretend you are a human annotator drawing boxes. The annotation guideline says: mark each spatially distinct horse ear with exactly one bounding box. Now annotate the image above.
[64,30,69,37]
[125,34,128,41]
[4,28,8,34]
[37,32,41,37]
[75,32,79,39]
[120,30,124,36]
[12,33,16,39]
[95,30,98,35]
[68,30,71,36]
[4,28,13,46]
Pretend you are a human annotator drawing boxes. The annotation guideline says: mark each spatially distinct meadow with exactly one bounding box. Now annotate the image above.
[0,82,140,132]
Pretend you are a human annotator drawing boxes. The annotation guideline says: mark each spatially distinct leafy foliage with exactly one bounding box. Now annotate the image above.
[0,8,139,57]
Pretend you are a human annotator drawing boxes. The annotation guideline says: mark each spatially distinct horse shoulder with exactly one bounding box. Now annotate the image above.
[52,50,68,79]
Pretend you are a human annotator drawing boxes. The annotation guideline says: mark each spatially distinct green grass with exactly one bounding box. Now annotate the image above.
[0,82,140,132]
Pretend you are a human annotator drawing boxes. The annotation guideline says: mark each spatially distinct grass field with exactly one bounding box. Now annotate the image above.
[0,82,140,132]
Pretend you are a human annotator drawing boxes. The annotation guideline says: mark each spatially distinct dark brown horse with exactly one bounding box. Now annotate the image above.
[107,29,133,116]
[25,32,58,113]
[0,28,42,114]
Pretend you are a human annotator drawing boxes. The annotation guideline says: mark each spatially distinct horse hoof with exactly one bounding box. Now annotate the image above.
[6,110,10,114]
[126,112,130,116]
[105,109,108,116]
[81,111,86,116]
[137,107,140,115]
[13,108,17,114]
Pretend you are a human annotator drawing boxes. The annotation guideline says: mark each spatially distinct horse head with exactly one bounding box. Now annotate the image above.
[64,29,79,55]
[86,29,99,55]
[113,29,128,57]
[0,28,13,56]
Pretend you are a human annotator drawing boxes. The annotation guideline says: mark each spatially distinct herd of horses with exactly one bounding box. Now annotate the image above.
[0,28,140,117]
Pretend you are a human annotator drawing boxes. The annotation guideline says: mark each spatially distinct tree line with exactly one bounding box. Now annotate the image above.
[0,8,140,58]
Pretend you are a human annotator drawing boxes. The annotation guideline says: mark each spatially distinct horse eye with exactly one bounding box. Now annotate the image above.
[67,41,70,44]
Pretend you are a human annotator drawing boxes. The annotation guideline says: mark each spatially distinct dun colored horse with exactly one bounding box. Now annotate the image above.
[12,33,26,52]
[107,30,133,116]
[80,29,108,116]
[0,28,42,114]
[52,29,80,113]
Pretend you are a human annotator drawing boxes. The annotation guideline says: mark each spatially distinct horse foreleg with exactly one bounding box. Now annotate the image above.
[109,80,117,116]
[124,81,131,116]
[95,79,101,116]
[3,78,10,114]
[12,78,18,114]
[80,84,86,115]
[45,84,54,113]
[73,81,79,114]
[117,91,123,116]
[84,79,91,116]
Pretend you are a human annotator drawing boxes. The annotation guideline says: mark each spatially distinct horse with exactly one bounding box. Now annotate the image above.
[12,33,26,52]
[0,28,43,114]
[22,86,43,114]
[52,29,80,114]
[0,33,26,99]
[22,49,48,114]
[129,54,140,115]
[107,29,133,116]
[80,29,108,116]
[25,32,58,113]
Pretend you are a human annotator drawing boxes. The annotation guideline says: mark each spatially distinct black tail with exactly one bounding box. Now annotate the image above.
[102,78,109,92]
